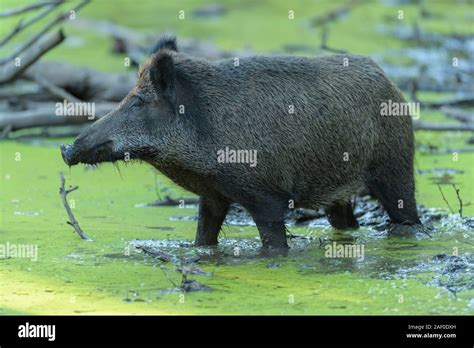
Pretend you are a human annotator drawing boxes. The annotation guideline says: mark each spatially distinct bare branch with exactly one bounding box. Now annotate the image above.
[0,1,62,17]
[0,29,65,84]
[59,172,92,241]
[0,1,64,47]
[452,184,463,218]
[0,0,89,64]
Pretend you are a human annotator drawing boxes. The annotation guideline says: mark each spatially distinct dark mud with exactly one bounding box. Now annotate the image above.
[168,195,473,233]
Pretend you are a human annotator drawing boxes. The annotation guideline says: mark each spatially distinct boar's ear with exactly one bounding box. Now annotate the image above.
[150,52,177,109]
[150,35,178,55]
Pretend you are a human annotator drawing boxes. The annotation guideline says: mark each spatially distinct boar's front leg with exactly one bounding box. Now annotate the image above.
[195,196,230,246]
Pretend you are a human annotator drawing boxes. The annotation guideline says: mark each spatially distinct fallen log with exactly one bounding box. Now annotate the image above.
[441,106,474,124]
[413,121,474,132]
[0,80,42,100]
[421,97,474,108]
[32,72,82,103]
[23,61,136,101]
[5,125,88,141]
[0,102,116,131]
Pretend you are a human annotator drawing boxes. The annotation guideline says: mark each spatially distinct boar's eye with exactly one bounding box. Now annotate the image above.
[130,95,145,108]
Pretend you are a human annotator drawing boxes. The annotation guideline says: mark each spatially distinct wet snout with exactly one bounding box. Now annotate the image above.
[60,144,75,166]
[60,122,117,166]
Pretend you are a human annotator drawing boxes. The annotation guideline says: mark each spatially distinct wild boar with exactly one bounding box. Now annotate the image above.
[61,37,421,249]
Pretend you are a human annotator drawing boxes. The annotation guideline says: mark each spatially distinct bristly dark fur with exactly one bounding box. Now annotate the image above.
[150,35,178,55]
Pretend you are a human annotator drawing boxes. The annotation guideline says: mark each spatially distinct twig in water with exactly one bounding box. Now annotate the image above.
[137,246,200,264]
[452,184,463,218]
[437,184,454,214]
[59,172,92,241]
[159,265,177,288]
[137,246,177,262]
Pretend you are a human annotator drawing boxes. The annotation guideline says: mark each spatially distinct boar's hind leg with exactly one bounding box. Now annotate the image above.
[326,201,359,230]
[195,196,230,246]
[245,203,289,249]
[253,219,288,250]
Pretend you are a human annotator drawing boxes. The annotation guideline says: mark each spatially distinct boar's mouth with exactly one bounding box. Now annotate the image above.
[61,141,122,166]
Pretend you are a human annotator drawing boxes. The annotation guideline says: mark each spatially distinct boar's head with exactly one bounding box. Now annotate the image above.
[61,37,180,167]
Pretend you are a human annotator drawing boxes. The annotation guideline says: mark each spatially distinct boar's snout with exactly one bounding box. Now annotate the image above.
[60,123,118,166]
[60,144,76,166]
